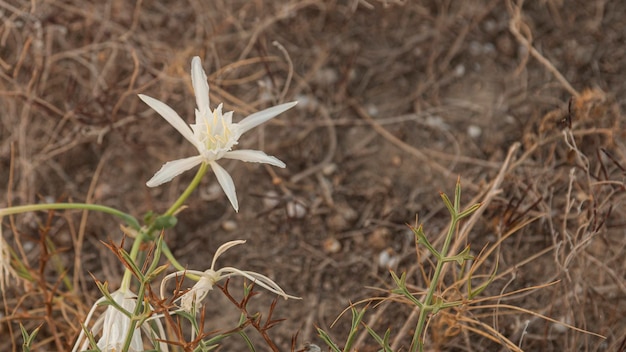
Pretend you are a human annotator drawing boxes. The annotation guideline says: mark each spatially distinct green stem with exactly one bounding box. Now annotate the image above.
[124,263,149,352]
[161,242,201,280]
[122,164,209,287]
[411,214,460,352]
[164,162,208,217]
[0,203,140,230]
[161,242,186,272]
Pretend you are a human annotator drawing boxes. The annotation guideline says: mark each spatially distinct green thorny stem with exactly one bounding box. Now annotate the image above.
[410,180,480,352]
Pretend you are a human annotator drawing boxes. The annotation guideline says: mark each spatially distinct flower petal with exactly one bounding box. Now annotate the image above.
[160,270,205,302]
[71,296,106,352]
[224,150,286,168]
[138,94,198,147]
[147,156,204,187]
[237,101,297,135]
[209,161,238,212]
[212,240,246,269]
[191,56,211,116]
[180,275,215,313]
[98,290,143,352]
[219,267,301,300]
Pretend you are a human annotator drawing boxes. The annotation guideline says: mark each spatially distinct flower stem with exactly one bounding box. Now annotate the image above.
[121,164,209,287]
[0,203,140,230]
[164,162,209,217]
[161,242,186,272]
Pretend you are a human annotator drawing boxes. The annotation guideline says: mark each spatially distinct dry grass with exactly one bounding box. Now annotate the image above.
[1,0,625,351]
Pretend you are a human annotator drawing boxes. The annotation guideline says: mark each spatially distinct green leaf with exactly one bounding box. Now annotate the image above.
[431,297,445,315]
[412,225,440,259]
[442,246,473,266]
[391,271,424,309]
[468,258,499,299]
[344,306,368,351]
[238,330,256,352]
[363,324,393,352]
[20,323,41,351]
[454,178,462,212]
[440,191,455,215]
[317,328,342,352]
[144,234,166,280]
[458,203,481,219]
[143,211,156,224]
[153,215,178,230]
[118,247,146,282]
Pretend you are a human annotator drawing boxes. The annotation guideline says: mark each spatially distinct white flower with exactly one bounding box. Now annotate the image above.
[72,286,168,352]
[160,240,300,314]
[139,56,297,212]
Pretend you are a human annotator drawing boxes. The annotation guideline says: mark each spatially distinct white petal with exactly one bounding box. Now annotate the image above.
[224,150,286,168]
[237,101,297,135]
[71,297,106,352]
[210,161,239,212]
[139,94,198,147]
[147,156,204,187]
[180,276,214,312]
[98,290,142,351]
[191,56,211,115]
[160,270,205,301]
[219,267,300,300]
[212,240,246,269]
[223,110,233,125]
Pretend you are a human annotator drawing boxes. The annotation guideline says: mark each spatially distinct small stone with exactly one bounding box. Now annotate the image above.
[366,104,379,117]
[263,190,280,209]
[391,155,402,167]
[286,201,307,219]
[467,125,482,138]
[327,213,348,232]
[304,343,322,352]
[378,248,400,269]
[322,163,337,175]
[454,64,465,77]
[221,220,238,232]
[340,204,358,223]
[323,237,342,254]
[313,67,338,85]
[369,227,390,250]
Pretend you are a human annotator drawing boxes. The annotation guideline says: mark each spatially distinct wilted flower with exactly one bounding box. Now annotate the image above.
[139,56,296,211]
[160,240,299,314]
[72,286,167,352]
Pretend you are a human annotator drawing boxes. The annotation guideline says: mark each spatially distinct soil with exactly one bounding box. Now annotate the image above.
[1,1,625,351]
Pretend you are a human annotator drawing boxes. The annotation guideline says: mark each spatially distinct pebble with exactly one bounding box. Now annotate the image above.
[221,220,238,232]
[323,237,342,254]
